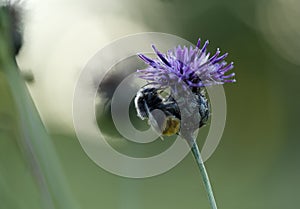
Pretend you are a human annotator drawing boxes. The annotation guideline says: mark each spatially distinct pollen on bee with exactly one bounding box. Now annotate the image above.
[162,116,181,136]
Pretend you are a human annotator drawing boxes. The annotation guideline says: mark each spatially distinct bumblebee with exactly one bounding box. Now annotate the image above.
[134,85,209,137]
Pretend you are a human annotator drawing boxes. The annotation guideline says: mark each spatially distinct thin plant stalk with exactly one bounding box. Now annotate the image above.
[188,138,218,209]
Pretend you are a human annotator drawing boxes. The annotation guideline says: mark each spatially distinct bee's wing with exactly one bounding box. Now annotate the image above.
[148,109,167,139]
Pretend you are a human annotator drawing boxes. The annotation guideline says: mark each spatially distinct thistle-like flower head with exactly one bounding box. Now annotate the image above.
[137,38,235,92]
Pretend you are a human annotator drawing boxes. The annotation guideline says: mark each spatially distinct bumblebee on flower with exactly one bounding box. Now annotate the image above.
[135,38,235,138]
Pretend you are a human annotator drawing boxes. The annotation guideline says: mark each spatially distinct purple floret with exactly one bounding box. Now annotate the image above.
[137,38,236,91]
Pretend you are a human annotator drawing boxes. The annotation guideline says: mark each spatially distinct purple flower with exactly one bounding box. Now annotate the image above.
[137,38,236,91]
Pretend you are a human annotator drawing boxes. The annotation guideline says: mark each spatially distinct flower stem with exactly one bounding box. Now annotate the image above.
[190,140,218,209]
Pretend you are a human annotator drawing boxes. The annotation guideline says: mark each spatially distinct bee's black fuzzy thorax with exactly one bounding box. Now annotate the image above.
[135,86,180,120]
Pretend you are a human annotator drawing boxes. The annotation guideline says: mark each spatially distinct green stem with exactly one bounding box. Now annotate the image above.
[0,8,80,209]
[190,140,218,209]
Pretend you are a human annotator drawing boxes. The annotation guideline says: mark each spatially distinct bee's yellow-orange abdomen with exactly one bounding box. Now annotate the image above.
[162,117,180,136]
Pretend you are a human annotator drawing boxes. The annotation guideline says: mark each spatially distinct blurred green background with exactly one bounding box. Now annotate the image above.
[1,0,300,209]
